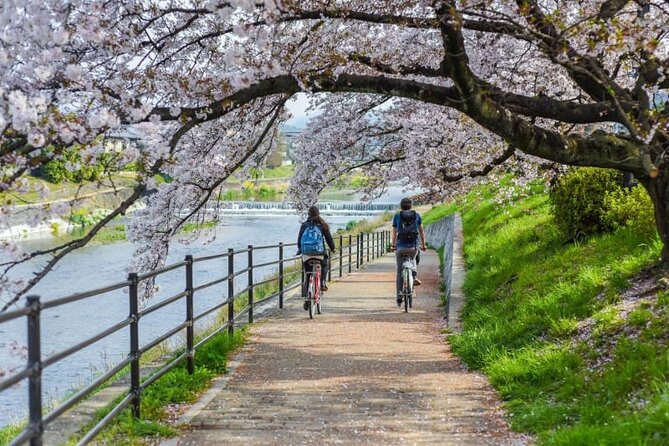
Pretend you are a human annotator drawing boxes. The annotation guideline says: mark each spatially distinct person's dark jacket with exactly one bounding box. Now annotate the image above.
[296,218,335,255]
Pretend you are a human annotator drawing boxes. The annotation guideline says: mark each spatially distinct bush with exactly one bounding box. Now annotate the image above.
[40,158,69,183]
[603,185,657,237]
[36,147,113,184]
[549,167,624,239]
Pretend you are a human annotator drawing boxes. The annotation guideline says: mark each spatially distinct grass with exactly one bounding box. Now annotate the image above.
[67,219,219,247]
[0,424,25,445]
[67,330,246,446]
[427,182,668,445]
[218,183,287,201]
[335,212,393,237]
[253,165,294,179]
[0,174,138,205]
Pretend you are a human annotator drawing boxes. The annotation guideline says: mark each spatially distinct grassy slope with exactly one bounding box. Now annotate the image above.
[424,184,669,445]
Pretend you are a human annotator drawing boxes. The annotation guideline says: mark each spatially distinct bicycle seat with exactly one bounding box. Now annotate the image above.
[302,254,325,263]
[397,247,417,257]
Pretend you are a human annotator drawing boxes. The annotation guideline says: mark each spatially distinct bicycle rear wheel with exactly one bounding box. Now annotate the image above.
[408,272,413,308]
[308,291,314,319]
[307,275,315,319]
[403,268,410,313]
[315,268,322,315]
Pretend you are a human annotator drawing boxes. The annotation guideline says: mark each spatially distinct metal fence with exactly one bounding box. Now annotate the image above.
[0,229,392,446]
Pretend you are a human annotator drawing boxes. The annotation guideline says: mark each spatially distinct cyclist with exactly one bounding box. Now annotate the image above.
[297,206,336,309]
[390,198,427,306]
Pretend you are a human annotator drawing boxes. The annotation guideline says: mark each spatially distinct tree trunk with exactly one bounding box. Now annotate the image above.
[640,173,669,265]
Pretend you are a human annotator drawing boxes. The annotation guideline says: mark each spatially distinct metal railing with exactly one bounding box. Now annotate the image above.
[1,229,392,446]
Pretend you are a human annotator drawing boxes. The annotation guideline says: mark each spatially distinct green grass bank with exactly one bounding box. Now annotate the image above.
[424,184,668,445]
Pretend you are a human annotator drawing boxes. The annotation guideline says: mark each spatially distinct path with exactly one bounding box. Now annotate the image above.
[163,251,529,446]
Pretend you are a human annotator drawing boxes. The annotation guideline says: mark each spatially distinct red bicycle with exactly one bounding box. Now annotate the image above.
[303,255,323,319]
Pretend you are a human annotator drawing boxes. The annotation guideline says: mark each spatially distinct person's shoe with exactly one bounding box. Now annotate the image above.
[414,278,422,286]
[396,297,402,307]
[321,284,328,292]
[303,301,309,311]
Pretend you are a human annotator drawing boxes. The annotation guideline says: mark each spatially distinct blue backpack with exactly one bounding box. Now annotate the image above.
[300,223,325,255]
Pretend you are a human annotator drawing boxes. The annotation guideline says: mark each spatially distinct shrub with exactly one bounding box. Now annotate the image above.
[40,159,69,183]
[70,208,107,228]
[603,185,657,237]
[549,167,624,239]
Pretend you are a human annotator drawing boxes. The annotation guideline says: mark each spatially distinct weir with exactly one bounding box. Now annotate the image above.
[177,201,398,217]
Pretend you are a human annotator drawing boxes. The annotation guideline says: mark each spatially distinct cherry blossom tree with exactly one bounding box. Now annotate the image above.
[0,0,667,309]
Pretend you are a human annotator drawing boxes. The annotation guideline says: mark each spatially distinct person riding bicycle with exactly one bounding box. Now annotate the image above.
[297,206,336,308]
[391,198,427,306]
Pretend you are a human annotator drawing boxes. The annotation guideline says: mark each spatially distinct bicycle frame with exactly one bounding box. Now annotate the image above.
[303,257,323,318]
[306,261,321,302]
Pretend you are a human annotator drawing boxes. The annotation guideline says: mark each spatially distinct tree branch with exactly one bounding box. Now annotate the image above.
[440,145,516,182]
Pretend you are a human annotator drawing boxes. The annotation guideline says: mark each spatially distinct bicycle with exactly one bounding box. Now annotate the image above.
[302,255,324,319]
[397,247,417,312]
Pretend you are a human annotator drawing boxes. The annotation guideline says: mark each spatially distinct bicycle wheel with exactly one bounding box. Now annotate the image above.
[307,274,315,319]
[408,270,413,308]
[308,291,314,319]
[314,268,322,315]
[403,268,409,313]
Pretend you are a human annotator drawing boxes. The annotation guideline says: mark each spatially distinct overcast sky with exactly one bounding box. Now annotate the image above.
[284,93,316,128]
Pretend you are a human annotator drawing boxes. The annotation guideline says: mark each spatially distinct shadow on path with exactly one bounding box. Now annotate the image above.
[162,251,530,446]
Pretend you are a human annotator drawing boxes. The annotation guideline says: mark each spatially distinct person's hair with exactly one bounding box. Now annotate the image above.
[400,198,412,210]
[308,206,330,232]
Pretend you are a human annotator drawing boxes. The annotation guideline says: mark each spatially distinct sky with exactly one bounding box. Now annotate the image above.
[284,93,316,129]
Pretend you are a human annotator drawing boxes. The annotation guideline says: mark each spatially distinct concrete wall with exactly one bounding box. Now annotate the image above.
[425,214,456,300]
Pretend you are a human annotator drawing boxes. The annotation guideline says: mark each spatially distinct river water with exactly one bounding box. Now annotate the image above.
[0,185,419,428]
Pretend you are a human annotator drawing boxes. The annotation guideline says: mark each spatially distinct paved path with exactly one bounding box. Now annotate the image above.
[164,251,529,446]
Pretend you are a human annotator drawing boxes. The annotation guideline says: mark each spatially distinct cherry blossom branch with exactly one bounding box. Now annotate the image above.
[439,145,516,182]
[515,0,632,103]
[169,97,288,235]
[150,73,619,126]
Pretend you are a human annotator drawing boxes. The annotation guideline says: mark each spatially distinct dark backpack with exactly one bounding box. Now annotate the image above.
[397,210,418,243]
[300,223,326,255]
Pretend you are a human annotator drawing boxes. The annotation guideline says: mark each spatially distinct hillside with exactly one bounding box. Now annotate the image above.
[424,183,668,445]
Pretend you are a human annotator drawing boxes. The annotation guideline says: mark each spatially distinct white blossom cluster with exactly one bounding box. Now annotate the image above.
[0,0,666,308]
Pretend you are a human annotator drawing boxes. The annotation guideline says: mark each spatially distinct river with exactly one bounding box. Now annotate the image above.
[0,186,419,428]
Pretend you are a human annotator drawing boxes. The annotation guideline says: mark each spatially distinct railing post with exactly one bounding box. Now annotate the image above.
[377,232,381,257]
[278,243,284,309]
[381,231,385,255]
[359,233,363,267]
[248,245,254,324]
[26,295,43,446]
[227,248,234,335]
[128,273,141,418]
[348,234,352,273]
[339,235,343,277]
[185,255,195,375]
[367,232,370,263]
[371,232,374,260]
[372,232,379,260]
